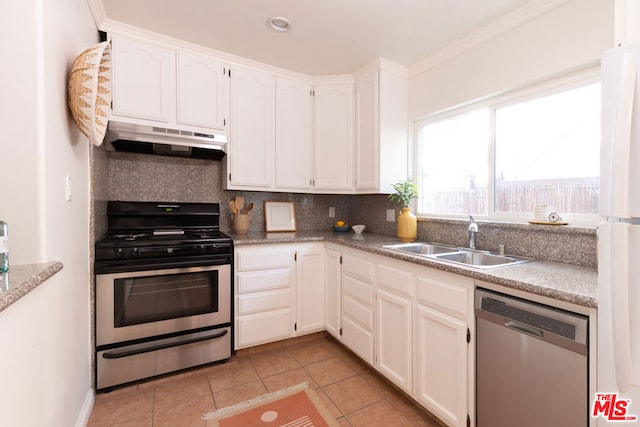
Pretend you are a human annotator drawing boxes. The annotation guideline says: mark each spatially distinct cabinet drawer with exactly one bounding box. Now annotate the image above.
[237,269,291,293]
[377,262,413,297]
[343,294,374,330]
[342,274,374,306]
[342,316,374,365]
[342,253,374,283]
[238,288,291,315]
[236,247,293,271]
[416,270,472,320]
[236,309,291,348]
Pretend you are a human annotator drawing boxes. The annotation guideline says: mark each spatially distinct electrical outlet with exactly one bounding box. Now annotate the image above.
[386,209,396,222]
[329,207,335,218]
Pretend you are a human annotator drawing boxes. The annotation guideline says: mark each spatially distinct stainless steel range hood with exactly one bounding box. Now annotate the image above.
[106,121,227,160]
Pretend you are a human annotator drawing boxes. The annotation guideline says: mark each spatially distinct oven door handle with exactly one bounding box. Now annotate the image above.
[102,329,229,359]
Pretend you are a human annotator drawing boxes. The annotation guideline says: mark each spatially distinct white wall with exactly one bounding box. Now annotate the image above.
[0,0,98,426]
[409,0,614,120]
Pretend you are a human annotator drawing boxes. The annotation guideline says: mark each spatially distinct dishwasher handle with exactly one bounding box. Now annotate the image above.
[505,320,543,338]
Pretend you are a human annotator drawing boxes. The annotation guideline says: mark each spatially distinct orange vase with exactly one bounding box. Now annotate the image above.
[397,207,417,242]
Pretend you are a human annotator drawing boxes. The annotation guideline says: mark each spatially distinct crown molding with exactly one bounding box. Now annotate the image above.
[86,0,107,28]
[99,19,314,83]
[408,0,569,78]
[352,58,410,80]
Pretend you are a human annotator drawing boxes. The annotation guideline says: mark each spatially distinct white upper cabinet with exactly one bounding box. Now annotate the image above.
[226,65,275,189]
[111,35,174,123]
[355,70,378,190]
[275,77,314,191]
[355,64,409,194]
[313,82,355,193]
[110,35,229,134]
[176,51,228,132]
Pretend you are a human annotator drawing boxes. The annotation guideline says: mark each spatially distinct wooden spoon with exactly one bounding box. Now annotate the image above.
[241,202,254,215]
[229,200,238,215]
[235,196,245,212]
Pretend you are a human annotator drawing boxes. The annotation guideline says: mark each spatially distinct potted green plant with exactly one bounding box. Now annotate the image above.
[388,177,419,242]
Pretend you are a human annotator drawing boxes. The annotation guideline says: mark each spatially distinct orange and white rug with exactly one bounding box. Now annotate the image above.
[203,383,339,427]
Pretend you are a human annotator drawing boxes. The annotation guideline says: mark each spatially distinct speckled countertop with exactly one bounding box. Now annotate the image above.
[0,262,64,314]
[230,231,598,308]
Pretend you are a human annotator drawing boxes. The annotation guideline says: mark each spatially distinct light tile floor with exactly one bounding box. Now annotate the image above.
[87,332,446,427]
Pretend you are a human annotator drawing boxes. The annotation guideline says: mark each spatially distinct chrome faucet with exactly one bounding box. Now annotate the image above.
[468,216,478,250]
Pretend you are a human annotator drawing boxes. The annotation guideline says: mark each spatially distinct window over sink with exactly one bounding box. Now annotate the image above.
[414,69,600,226]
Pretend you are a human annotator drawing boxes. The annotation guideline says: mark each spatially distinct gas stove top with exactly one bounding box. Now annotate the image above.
[95,201,233,271]
[99,229,231,245]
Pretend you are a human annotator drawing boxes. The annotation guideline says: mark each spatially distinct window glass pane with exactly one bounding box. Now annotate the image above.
[494,83,600,215]
[418,109,489,215]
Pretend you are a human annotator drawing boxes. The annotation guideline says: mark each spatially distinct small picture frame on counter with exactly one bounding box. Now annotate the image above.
[264,201,297,232]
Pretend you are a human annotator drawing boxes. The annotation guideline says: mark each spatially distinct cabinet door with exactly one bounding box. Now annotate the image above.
[276,78,313,191]
[111,35,174,123]
[176,51,228,131]
[228,65,275,188]
[376,288,412,394]
[313,83,354,192]
[296,245,325,335]
[324,249,342,340]
[355,70,379,191]
[415,304,468,427]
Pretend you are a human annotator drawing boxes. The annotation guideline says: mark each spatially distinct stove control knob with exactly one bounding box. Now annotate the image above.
[131,248,141,257]
[198,245,208,254]
[114,248,126,259]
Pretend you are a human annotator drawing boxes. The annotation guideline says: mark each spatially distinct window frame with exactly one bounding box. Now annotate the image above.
[412,66,601,227]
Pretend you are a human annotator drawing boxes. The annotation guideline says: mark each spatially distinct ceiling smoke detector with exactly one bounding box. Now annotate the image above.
[268,16,292,32]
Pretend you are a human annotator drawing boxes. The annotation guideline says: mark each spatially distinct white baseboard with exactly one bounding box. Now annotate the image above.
[74,389,95,427]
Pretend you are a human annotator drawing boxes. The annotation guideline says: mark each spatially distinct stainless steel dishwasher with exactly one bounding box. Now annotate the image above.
[475,288,589,427]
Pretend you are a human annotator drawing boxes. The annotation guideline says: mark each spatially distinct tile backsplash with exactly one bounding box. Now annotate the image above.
[92,147,597,267]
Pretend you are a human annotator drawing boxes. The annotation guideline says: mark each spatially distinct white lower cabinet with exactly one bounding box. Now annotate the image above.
[341,252,375,364]
[234,243,325,349]
[375,260,413,394]
[236,243,473,426]
[376,288,412,393]
[324,247,342,340]
[415,269,473,427]
[296,244,326,335]
[415,304,468,427]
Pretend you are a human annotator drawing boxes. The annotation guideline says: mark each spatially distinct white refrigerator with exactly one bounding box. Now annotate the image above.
[598,42,640,426]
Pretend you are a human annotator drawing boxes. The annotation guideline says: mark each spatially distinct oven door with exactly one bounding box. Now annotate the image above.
[96,264,230,347]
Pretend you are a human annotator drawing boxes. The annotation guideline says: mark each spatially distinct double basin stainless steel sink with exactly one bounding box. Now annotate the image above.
[383,242,529,269]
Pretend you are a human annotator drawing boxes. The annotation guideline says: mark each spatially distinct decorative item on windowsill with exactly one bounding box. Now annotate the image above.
[229,196,254,234]
[389,177,419,242]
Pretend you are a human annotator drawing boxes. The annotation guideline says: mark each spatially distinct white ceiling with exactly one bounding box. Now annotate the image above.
[99,0,534,76]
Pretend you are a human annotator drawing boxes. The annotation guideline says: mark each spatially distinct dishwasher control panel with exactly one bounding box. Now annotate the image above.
[480,295,577,339]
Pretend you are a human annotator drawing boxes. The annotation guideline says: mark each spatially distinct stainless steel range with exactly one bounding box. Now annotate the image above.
[95,201,233,390]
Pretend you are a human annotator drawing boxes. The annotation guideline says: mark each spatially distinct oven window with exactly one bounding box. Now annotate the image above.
[114,270,219,327]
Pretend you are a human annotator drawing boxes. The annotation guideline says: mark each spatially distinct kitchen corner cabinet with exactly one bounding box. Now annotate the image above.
[275,77,314,192]
[225,65,275,190]
[313,82,355,193]
[414,269,473,427]
[354,67,408,194]
[110,35,228,134]
[234,244,325,349]
[324,248,342,340]
[295,243,326,335]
